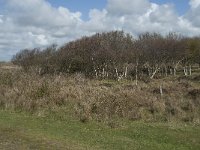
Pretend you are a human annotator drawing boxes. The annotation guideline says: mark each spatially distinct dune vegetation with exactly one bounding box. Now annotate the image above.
[0,31,200,149]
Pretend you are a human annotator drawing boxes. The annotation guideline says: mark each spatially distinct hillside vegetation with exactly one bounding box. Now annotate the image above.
[0,64,200,124]
[12,31,200,80]
[2,31,200,123]
[0,31,200,149]
[0,66,200,149]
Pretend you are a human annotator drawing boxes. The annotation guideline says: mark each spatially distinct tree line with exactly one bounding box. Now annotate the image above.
[12,31,200,80]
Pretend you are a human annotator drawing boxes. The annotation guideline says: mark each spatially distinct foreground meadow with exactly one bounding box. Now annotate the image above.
[0,63,200,149]
[0,110,200,150]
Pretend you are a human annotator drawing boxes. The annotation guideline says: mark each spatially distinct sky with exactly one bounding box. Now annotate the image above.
[0,0,200,61]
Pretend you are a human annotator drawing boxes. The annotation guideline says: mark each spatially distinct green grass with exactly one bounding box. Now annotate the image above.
[0,110,200,150]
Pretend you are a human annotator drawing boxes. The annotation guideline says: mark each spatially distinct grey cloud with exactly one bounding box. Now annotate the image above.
[189,0,200,9]
[107,0,151,15]
[185,5,200,27]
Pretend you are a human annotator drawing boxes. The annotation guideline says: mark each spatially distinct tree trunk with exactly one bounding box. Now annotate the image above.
[189,65,192,76]
[160,85,163,97]
[173,68,176,76]
[170,68,173,75]
[183,67,188,76]
[150,66,159,79]
[102,68,105,78]
[124,66,128,78]
[165,66,168,77]
[148,68,151,76]
[135,65,138,86]
[135,60,139,85]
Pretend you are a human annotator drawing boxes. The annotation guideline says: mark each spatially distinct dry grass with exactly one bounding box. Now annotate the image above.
[0,66,200,125]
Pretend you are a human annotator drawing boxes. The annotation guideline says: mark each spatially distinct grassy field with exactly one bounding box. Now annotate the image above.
[0,64,200,149]
[0,110,200,150]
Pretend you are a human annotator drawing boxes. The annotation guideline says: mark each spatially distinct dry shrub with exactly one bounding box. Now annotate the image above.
[188,89,200,100]
[192,75,200,81]
[0,71,65,113]
[0,68,200,124]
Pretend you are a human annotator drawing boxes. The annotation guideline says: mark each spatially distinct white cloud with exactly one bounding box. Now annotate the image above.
[85,1,199,35]
[149,4,178,24]
[189,0,200,8]
[84,9,109,32]
[28,32,48,45]
[185,0,200,27]
[0,0,200,61]
[0,0,84,61]
[6,0,82,28]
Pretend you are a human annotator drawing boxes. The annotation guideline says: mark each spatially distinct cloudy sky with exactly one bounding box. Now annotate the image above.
[0,0,200,61]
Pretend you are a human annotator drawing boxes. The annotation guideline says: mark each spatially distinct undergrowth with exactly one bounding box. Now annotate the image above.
[0,67,200,125]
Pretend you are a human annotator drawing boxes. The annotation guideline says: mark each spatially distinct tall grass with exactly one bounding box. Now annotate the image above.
[0,67,200,124]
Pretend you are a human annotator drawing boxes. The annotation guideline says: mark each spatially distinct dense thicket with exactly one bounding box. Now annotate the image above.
[12,31,200,79]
